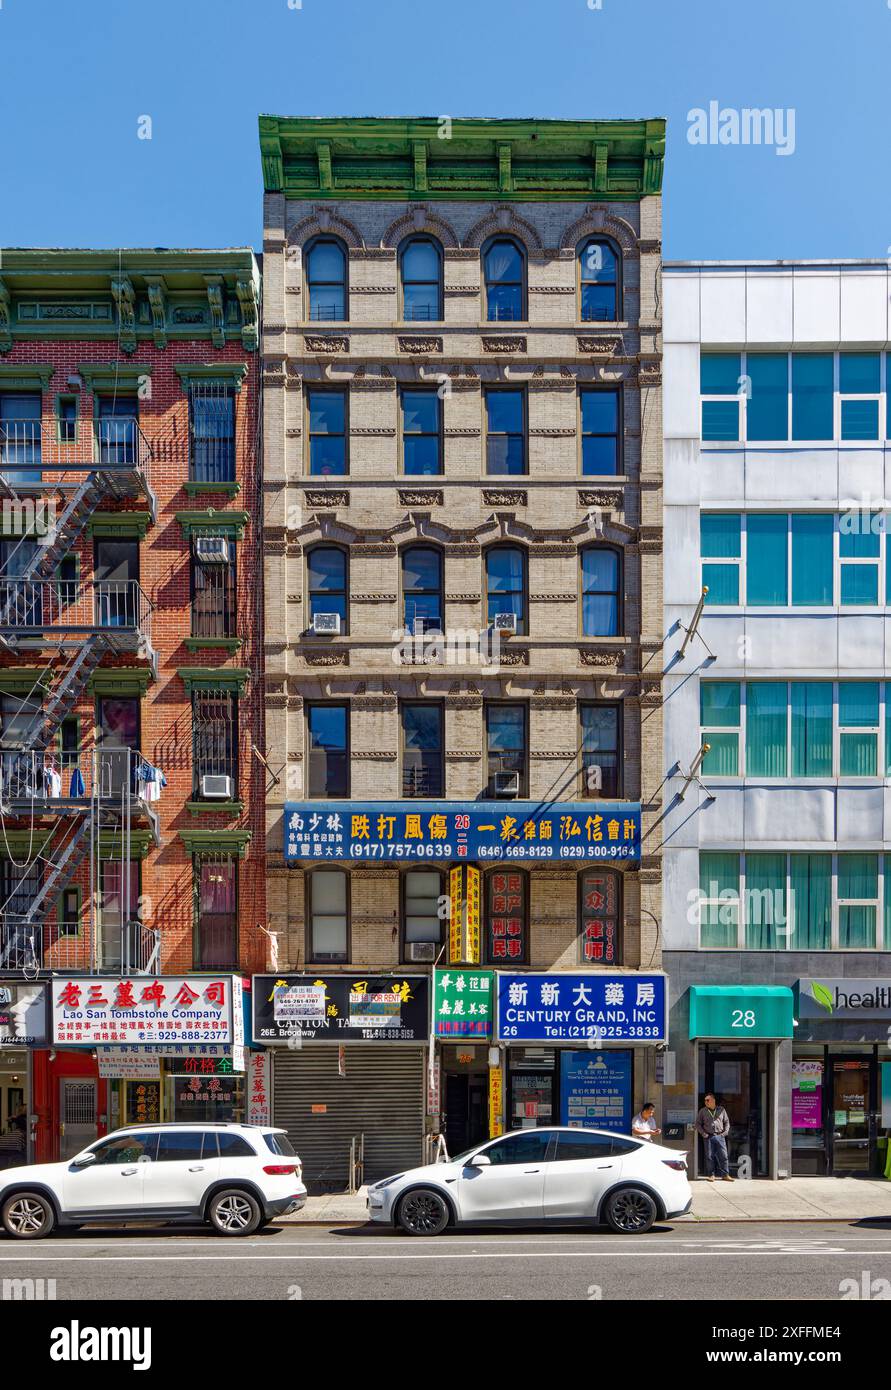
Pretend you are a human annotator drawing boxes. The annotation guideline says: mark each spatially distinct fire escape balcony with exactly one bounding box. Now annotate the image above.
[0,579,154,663]
[0,747,160,841]
[0,416,154,502]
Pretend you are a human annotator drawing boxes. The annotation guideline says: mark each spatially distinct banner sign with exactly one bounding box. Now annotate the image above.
[496,972,667,1044]
[560,1050,632,1131]
[52,976,238,1047]
[0,982,47,1046]
[489,1065,504,1138]
[433,968,494,1037]
[97,1052,161,1080]
[247,1052,271,1125]
[252,975,430,1044]
[285,800,641,864]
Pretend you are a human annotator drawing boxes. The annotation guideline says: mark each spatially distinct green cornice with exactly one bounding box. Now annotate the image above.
[185,800,245,817]
[78,363,152,391]
[175,509,249,540]
[177,666,251,696]
[86,510,153,539]
[0,362,54,387]
[174,362,248,393]
[259,115,665,200]
[0,666,54,693]
[87,667,154,696]
[182,481,242,499]
[183,637,244,653]
[98,829,153,860]
[179,828,252,858]
[0,829,54,858]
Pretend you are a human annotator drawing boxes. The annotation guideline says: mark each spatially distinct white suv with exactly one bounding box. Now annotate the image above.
[0,1123,307,1239]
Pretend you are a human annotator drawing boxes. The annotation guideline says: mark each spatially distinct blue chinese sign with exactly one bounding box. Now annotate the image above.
[284,800,641,864]
[560,1050,632,1131]
[496,972,666,1044]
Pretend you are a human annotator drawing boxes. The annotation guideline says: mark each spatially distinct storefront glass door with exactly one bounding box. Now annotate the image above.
[829,1057,873,1174]
[702,1045,770,1177]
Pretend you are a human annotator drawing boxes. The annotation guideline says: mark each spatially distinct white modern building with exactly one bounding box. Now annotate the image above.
[664,260,891,1178]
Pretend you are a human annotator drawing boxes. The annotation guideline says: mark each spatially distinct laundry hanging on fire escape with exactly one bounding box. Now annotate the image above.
[133,757,167,803]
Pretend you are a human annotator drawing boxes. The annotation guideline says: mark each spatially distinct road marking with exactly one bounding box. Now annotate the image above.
[2,1248,891,1263]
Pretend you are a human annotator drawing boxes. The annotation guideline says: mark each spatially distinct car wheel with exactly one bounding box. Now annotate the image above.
[2,1191,56,1240]
[207,1189,261,1237]
[396,1188,450,1236]
[603,1186,657,1234]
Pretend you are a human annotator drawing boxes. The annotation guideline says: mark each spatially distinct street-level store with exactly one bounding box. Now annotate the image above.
[0,981,48,1167]
[253,974,430,1189]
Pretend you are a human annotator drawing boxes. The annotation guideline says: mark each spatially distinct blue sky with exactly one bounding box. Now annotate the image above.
[0,0,887,259]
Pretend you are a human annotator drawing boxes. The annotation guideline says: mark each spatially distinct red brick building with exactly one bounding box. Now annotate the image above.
[0,249,264,1160]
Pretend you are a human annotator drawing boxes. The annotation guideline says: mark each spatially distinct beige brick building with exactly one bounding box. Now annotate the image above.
[257,117,665,1184]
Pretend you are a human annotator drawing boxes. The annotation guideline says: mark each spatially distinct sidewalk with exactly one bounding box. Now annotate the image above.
[281,1178,891,1225]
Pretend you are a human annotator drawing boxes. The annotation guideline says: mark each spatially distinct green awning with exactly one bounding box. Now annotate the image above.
[689,985,794,1040]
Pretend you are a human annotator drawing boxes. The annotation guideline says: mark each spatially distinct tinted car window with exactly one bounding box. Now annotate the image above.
[264,1132,296,1158]
[610,1137,642,1156]
[553,1131,613,1161]
[483,1130,553,1165]
[218,1133,257,1158]
[156,1132,204,1163]
[88,1133,156,1165]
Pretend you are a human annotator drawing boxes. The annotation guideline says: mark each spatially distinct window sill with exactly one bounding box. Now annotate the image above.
[185,801,244,817]
[183,637,243,653]
[184,480,241,498]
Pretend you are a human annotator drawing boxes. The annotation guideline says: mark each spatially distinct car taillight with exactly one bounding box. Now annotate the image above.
[662,1159,687,1171]
[263,1164,298,1175]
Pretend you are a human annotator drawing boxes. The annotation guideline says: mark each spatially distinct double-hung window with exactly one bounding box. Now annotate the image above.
[838,682,880,776]
[840,353,881,440]
[700,514,741,605]
[308,391,347,476]
[189,386,234,483]
[579,388,620,475]
[700,354,742,442]
[307,703,349,798]
[401,390,442,475]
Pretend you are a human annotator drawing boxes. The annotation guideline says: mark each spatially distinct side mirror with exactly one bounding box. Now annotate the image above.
[467,1152,491,1168]
[72,1152,96,1168]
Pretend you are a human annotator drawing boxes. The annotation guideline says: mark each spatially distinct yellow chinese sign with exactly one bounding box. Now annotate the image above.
[448,865,481,965]
[489,1064,504,1138]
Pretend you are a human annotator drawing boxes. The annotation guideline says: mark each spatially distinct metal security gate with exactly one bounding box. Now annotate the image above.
[272,1046,425,1190]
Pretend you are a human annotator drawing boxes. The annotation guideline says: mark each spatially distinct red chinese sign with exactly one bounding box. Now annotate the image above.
[52,976,236,1046]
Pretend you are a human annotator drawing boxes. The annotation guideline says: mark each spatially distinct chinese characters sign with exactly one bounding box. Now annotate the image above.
[433,968,494,1037]
[489,1065,504,1138]
[248,1052,271,1126]
[496,973,666,1043]
[51,976,237,1047]
[580,870,619,965]
[487,870,526,962]
[560,1050,632,1131]
[285,800,641,863]
[252,975,430,1043]
[448,865,481,964]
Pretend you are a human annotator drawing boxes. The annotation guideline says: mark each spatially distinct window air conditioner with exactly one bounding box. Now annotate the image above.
[312,612,341,635]
[493,771,520,797]
[493,612,517,635]
[407,942,437,963]
[201,774,233,800]
[194,537,230,564]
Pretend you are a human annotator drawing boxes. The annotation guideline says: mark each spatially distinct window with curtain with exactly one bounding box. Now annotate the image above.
[400,238,442,321]
[700,682,740,775]
[484,239,525,322]
[791,514,833,605]
[837,854,878,949]
[306,238,347,321]
[581,547,620,636]
[838,682,879,775]
[746,353,788,441]
[307,546,348,629]
[401,390,442,475]
[790,682,832,776]
[840,521,880,605]
[840,353,880,440]
[310,870,348,961]
[98,860,142,971]
[744,853,786,949]
[884,856,891,950]
[485,389,526,475]
[699,852,740,948]
[403,869,443,948]
[308,391,347,476]
[700,354,741,442]
[746,514,788,605]
[580,702,621,797]
[746,682,788,776]
[486,869,526,962]
[580,389,620,475]
[792,354,834,440]
[789,854,831,950]
[194,857,237,969]
[701,513,741,605]
[486,547,526,633]
[579,869,620,964]
[578,239,620,322]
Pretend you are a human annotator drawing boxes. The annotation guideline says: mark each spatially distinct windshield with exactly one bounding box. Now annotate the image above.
[263,1131,296,1158]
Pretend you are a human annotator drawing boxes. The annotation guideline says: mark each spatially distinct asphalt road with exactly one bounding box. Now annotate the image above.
[2,1220,891,1300]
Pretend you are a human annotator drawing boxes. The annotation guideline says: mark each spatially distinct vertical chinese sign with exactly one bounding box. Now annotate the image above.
[488,1064,503,1139]
[247,1051,270,1126]
[448,866,482,965]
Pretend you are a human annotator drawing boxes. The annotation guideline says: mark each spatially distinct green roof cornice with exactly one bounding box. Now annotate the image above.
[179,828,252,858]
[177,666,251,696]
[259,115,665,201]
[175,509,249,540]
[174,362,249,392]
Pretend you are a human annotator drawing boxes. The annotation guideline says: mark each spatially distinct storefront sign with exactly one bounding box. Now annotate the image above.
[689,985,794,1040]
[247,1051,271,1125]
[433,968,494,1037]
[285,800,641,863]
[427,1053,441,1118]
[796,979,891,1023]
[0,982,47,1046]
[96,1045,244,1075]
[131,1081,160,1125]
[489,1065,504,1138]
[253,975,430,1044]
[496,972,666,1043]
[173,1074,239,1111]
[560,1049,632,1131]
[52,976,238,1047]
[791,1059,823,1130]
[97,1052,161,1080]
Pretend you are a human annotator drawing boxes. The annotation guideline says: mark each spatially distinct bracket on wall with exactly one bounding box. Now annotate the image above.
[674,743,716,802]
[672,587,715,663]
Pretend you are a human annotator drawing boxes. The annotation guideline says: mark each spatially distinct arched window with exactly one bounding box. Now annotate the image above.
[307,545,348,632]
[483,237,525,322]
[581,547,621,636]
[306,238,347,322]
[400,237,442,321]
[486,546,526,634]
[485,867,528,963]
[579,868,622,965]
[578,237,621,322]
[402,545,443,634]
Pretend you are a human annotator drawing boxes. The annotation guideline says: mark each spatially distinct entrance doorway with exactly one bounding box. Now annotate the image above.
[829,1056,873,1174]
[701,1044,771,1177]
[444,1072,487,1156]
[60,1078,97,1158]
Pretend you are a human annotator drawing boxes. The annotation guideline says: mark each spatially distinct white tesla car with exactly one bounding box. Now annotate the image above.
[367,1126,691,1235]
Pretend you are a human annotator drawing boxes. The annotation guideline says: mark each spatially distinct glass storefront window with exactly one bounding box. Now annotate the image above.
[164,1068,245,1123]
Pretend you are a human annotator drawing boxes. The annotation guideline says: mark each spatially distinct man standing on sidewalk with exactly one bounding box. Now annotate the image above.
[696,1092,734,1182]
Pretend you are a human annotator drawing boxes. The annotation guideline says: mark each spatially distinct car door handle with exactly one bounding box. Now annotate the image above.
[594,1163,613,1169]
[188,1166,205,1172]
[524,1168,541,1174]
[121,1168,138,1176]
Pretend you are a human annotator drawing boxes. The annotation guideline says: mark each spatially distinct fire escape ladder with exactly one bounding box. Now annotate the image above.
[20,814,93,929]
